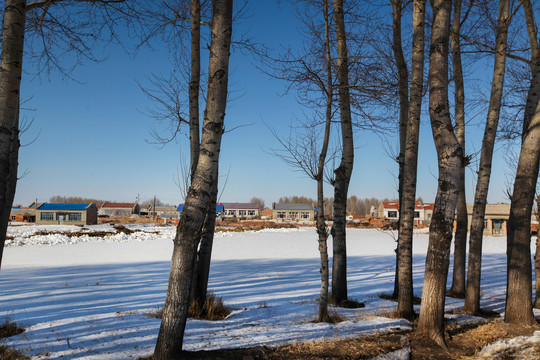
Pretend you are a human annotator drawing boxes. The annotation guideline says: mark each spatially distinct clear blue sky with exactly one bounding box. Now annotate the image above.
[14,1,514,208]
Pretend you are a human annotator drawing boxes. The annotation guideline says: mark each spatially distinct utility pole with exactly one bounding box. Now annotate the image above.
[153,195,156,220]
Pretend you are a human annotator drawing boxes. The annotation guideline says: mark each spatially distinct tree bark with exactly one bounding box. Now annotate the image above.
[447,0,467,299]
[330,0,354,305]
[504,11,540,326]
[189,0,201,180]
[190,185,217,307]
[0,0,26,269]
[417,0,461,348]
[396,0,426,320]
[522,0,540,137]
[316,0,333,323]
[391,0,409,300]
[464,0,509,314]
[153,1,232,357]
[534,196,540,309]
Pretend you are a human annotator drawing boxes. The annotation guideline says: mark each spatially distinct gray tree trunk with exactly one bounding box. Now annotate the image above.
[330,0,354,305]
[534,196,540,309]
[396,0,426,320]
[390,0,409,300]
[464,0,509,314]
[417,0,462,348]
[189,0,201,179]
[153,1,233,357]
[504,11,540,326]
[448,0,467,299]
[191,185,217,306]
[316,0,333,323]
[0,0,26,269]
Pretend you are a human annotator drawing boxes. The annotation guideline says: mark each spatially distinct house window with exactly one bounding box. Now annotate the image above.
[288,211,298,219]
[248,210,256,216]
[484,219,489,229]
[11,215,16,221]
[226,210,236,216]
[69,213,82,221]
[239,210,247,216]
[387,211,398,218]
[414,211,420,218]
[277,211,286,219]
[300,212,310,219]
[41,212,53,221]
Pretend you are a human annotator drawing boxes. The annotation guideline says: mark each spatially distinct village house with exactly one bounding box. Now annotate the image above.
[465,203,510,236]
[35,203,98,225]
[148,205,178,219]
[378,201,434,225]
[272,203,315,222]
[221,203,259,219]
[99,202,140,217]
[260,207,273,219]
[10,207,36,223]
[177,204,224,220]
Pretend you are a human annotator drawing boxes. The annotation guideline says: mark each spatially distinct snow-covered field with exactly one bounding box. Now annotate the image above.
[0,224,538,359]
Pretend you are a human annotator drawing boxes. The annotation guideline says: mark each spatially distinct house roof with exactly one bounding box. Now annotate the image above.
[466,203,510,217]
[101,202,137,209]
[273,203,314,211]
[222,203,258,210]
[37,203,94,211]
[177,204,224,212]
[382,201,434,210]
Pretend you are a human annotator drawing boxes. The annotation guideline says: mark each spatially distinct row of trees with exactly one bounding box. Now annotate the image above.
[1,0,539,357]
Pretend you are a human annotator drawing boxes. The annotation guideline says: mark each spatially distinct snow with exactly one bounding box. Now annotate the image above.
[0,225,536,359]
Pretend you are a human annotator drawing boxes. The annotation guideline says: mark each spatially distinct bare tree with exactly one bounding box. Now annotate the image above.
[265,0,336,322]
[0,0,134,269]
[153,1,233,357]
[396,0,426,320]
[447,0,468,299]
[417,0,462,348]
[330,0,354,305]
[463,0,510,314]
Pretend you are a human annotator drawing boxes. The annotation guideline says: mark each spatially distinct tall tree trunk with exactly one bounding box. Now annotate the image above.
[189,0,201,179]
[330,0,354,305]
[390,0,409,300]
[464,0,510,314]
[396,0,426,320]
[447,0,467,299]
[191,185,218,306]
[417,0,461,348]
[504,10,540,327]
[316,0,333,323]
[534,195,540,309]
[522,0,540,136]
[153,1,233,357]
[0,0,26,269]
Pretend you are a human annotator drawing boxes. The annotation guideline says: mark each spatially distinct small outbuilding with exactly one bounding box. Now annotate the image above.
[100,202,140,217]
[36,203,98,225]
[272,203,315,222]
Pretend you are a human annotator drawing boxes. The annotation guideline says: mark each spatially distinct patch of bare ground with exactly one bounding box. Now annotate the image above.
[139,319,540,359]
[0,320,29,360]
[216,223,298,233]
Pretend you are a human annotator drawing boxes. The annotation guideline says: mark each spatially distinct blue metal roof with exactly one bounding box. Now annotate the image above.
[177,204,224,212]
[37,203,92,211]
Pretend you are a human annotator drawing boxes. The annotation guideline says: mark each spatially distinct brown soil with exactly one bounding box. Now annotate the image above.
[139,320,540,359]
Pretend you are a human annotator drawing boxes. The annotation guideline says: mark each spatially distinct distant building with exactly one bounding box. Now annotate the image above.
[149,205,178,219]
[260,207,273,219]
[100,202,140,217]
[272,203,315,222]
[177,204,224,220]
[36,203,98,225]
[378,201,434,225]
[222,203,259,219]
[10,207,36,223]
[466,203,509,236]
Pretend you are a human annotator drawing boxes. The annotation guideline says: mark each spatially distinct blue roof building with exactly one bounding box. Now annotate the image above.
[36,203,98,225]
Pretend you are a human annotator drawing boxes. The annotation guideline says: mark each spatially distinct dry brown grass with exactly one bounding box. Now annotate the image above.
[0,320,24,338]
[188,293,231,321]
[215,223,298,233]
[0,345,30,360]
